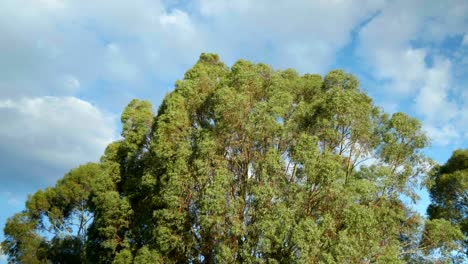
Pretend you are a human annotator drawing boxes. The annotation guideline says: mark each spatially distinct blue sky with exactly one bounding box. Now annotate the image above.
[1,0,467,261]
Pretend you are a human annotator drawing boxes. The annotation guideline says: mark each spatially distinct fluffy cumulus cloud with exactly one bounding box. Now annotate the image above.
[0,0,203,102]
[0,96,116,190]
[0,0,203,196]
[0,0,392,104]
[195,0,385,72]
[0,0,392,192]
[358,0,468,146]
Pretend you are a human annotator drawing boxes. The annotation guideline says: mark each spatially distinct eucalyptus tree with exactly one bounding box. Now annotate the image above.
[2,53,463,263]
[2,163,100,263]
[424,149,467,260]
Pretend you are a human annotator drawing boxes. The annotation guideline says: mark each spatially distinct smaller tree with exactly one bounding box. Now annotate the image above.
[2,163,100,263]
[425,149,467,259]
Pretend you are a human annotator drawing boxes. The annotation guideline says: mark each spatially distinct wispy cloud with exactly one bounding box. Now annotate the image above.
[357,0,468,146]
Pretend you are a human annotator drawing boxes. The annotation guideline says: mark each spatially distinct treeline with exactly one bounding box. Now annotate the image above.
[2,54,466,263]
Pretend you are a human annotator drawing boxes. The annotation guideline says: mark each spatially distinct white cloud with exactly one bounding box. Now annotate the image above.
[0,96,116,188]
[414,58,457,123]
[0,0,398,124]
[0,0,392,103]
[38,0,66,10]
[424,124,460,147]
[358,0,468,146]
[366,48,427,95]
[195,0,385,72]
[0,0,202,99]
[105,43,140,82]
[160,9,193,31]
[463,34,468,46]
[64,75,80,92]
[0,0,466,177]
[4,192,21,207]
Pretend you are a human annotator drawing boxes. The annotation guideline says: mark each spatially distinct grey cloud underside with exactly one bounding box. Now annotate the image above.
[0,97,116,191]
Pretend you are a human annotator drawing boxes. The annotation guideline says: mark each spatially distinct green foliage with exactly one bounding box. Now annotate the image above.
[427,149,468,259]
[2,163,100,263]
[421,219,464,256]
[3,53,459,263]
[2,212,43,263]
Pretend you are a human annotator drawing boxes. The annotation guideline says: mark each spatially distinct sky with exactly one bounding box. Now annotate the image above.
[0,0,467,261]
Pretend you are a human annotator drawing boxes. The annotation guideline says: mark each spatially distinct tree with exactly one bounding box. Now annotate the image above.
[86,99,154,263]
[2,53,459,263]
[425,149,467,259]
[2,163,100,263]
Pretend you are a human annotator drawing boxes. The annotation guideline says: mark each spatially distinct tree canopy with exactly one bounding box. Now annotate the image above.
[426,149,467,258]
[2,53,465,263]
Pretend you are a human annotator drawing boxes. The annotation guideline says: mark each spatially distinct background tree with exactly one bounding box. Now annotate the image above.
[2,163,100,263]
[425,149,467,259]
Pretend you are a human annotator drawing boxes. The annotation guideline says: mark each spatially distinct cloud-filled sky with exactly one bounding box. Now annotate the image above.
[1,0,467,259]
